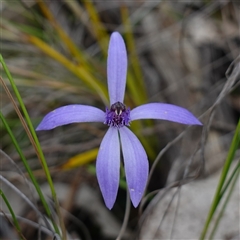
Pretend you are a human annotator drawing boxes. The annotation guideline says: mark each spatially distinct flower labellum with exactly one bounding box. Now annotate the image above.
[36,32,202,210]
[105,102,130,128]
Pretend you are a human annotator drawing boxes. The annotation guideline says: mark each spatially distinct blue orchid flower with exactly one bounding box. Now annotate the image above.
[36,32,202,210]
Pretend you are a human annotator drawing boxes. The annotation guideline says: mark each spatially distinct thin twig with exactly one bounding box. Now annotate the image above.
[152,188,179,239]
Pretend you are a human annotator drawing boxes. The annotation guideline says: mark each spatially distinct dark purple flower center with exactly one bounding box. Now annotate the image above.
[104,102,131,128]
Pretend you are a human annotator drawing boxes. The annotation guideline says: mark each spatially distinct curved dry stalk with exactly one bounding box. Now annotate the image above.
[0,212,58,239]
[0,150,36,203]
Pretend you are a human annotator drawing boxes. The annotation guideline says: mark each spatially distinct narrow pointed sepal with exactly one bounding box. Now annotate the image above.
[36,105,105,130]
[96,128,120,209]
[119,127,149,207]
[130,103,202,125]
[107,32,127,105]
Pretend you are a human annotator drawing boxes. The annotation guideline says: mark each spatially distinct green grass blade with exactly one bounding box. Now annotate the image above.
[0,111,59,234]
[0,55,61,236]
[208,161,240,238]
[200,118,240,239]
[220,161,240,198]
[0,189,23,239]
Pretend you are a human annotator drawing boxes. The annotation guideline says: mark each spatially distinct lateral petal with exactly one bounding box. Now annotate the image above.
[130,103,202,125]
[96,128,120,209]
[107,32,127,105]
[119,127,149,207]
[36,105,105,130]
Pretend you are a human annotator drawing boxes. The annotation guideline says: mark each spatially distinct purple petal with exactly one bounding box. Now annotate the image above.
[119,127,148,207]
[130,103,202,125]
[36,105,105,130]
[96,128,120,210]
[107,32,127,105]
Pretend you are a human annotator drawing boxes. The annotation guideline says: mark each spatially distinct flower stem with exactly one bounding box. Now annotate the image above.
[116,189,131,240]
